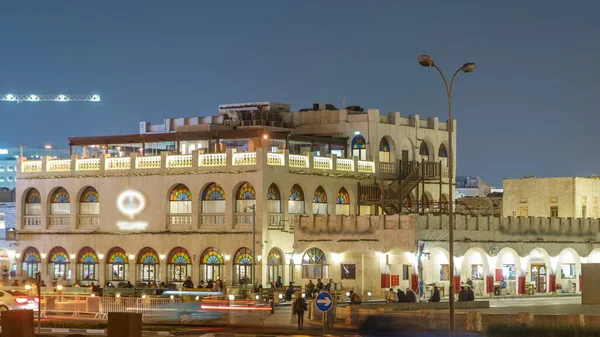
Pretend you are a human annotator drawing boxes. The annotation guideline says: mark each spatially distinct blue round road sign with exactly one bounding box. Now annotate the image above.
[315,291,333,312]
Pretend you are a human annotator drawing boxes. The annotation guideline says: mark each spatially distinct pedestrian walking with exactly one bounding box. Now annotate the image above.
[294,295,307,329]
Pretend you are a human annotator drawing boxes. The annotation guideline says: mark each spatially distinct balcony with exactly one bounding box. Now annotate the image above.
[48,215,70,229]
[267,213,284,230]
[22,216,41,230]
[168,214,193,230]
[199,214,226,228]
[77,215,99,229]
[234,213,254,229]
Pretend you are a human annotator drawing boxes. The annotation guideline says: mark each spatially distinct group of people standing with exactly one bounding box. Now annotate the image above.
[385,287,420,303]
[303,278,335,299]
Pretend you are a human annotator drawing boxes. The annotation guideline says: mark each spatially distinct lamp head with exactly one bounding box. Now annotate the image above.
[417,55,435,67]
[461,63,476,73]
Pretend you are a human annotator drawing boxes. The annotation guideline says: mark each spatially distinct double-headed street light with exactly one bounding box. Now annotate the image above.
[417,54,475,336]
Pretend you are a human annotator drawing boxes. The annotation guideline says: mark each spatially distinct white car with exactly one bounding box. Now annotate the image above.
[0,290,38,311]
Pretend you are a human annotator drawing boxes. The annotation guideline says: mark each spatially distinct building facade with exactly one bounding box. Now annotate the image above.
[456,176,492,199]
[503,176,600,218]
[0,147,70,189]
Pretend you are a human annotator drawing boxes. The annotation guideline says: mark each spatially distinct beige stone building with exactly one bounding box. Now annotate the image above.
[12,102,452,297]
[503,176,600,218]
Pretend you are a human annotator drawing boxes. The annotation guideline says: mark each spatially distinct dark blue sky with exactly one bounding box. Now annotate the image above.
[1,1,598,186]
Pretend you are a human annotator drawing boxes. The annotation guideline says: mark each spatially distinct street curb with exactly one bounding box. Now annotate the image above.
[26,328,172,335]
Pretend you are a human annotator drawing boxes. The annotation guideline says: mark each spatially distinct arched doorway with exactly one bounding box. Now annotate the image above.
[76,247,99,285]
[48,246,69,280]
[233,247,253,285]
[167,247,192,285]
[137,247,159,285]
[200,247,224,282]
[302,247,328,279]
[379,137,391,163]
[22,247,40,278]
[351,135,367,160]
[267,248,283,284]
[106,247,129,283]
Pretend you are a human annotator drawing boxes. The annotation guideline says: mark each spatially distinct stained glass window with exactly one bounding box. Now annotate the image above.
[289,184,304,201]
[234,247,253,265]
[78,247,98,263]
[170,184,192,201]
[202,183,225,200]
[267,248,282,266]
[351,135,366,149]
[168,247,191,265]
[267,183,280,200]
[379,138,390,152]
[302,247,326,265]
[236,182,256,200]
[23,247,41,263]
[200,247,224,265]
[80,187,99,203]
[439,144,448,158]
[107,247,128,264]
[359,192,367,203]
[49,247,69,263]
[336,187,350,204]
[419,142,429,156]
[313,186,327,203]
[25,189,41,204]
[51,187,70,203]
[137,247,159,264]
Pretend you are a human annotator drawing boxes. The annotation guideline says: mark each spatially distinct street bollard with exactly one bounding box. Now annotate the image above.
[108,312,142,337]
[1,310,34,337]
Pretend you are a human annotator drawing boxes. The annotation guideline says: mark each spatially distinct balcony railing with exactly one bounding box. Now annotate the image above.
[289,155,309,168]
[77,215,99,229]
[166,155,192,168]
[136,156,161,169]
[234,213,254,228]
[168,214,193,228]
[199,153,226,167]
[267,153,285,166]
[336,158,354,172]
[199,214,226,228]
[267,213,284,229]
[47,159,71,172]
[22,161,42,173]
[48,215,70,228]
[106,157,131,170]
[232,152,257,166]
[75,158,100,171]
[22,215,41,229]
[379,162,395,175]
[313,157,332,170]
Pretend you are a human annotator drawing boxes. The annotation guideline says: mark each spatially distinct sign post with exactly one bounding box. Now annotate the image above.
[315,292,333,334]
[35,272,41,334]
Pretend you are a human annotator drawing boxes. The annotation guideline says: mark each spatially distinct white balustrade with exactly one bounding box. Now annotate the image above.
[232,152,257,166]
[267,213,284,229]
[198,153,226,167]
[289,155,309,168]
[336,158,354,172]
[78,215,100,228]
[76,158,100,171]
[135,156,161,169]
[313,157,333,170]
[105,157,131,170]
[357,160,376,173]
[48,215,70,227]
[47,159,71,172]
[199,214,226,227]
[267,153,285,166]
[21,161,42,173]
[166,155,193,168]
[23,216,41,228]
[168,214,193,227]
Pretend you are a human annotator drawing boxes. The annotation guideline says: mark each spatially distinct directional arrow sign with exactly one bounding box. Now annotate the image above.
[315,292,333,312]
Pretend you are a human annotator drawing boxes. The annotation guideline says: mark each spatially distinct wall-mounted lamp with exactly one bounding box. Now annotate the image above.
[129,254,135,261]
[159,254,166,261]
[41,253,47,260]
[257,255,262,262]
[367,291,372,300]
[15,253,21,259]
[70,254,76,260]
[98,254,104,261]
[225,255,231,262]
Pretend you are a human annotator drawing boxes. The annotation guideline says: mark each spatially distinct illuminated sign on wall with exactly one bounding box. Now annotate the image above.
[116,189,148,230]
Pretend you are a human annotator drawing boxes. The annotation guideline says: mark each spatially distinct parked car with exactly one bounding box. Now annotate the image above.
[0,290,38,311]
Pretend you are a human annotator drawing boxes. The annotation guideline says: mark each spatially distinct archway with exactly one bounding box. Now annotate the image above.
[351,135,367,160]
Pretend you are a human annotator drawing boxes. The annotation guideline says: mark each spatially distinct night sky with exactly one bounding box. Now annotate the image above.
[1,1,598,186]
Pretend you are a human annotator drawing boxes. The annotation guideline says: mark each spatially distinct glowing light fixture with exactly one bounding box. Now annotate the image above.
[98,254,104,260]
[57,285,63,291]
[41,253,47,259]
[129,254,135,260]
[70,254,76,260]
[228,294,235,301]
[159,254,166,261]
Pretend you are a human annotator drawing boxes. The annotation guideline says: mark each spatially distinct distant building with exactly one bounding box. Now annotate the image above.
[0,188,15,202]
[503,176,600,218]
[0,146,70,189]
[455,176,492,198]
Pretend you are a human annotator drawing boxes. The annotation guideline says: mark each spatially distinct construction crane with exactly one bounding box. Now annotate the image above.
[0,94,100,103]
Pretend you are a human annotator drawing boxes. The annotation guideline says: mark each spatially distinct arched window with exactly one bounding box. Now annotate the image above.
[267,248,283,284]
[351,135,367,160]
[233,247,253,285]
[24,189,41,215]
[79,187,99,215]
[288,184,305,214]
[106,247,129,282]
[419,142,430,161]
[200,247,224,282]
[439,195,449,212]
[438,144,448,166]
[379,137,391,163]
[236,182,256,211]
[22,247,40,278]
[312,186,328,215]
[169,184,192,214]
[48,246,69,280]
[76,246,99,284]
[50,187,70,215]
[266,183,281,213]
[137,247,159,284]
[167,247,192,285]
[302,247,328,279]
[336,187,350,215]
[201,183,226,226]
[420,194,430,211]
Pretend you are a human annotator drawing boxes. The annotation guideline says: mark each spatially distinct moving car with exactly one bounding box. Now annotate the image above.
[0,290,38,311]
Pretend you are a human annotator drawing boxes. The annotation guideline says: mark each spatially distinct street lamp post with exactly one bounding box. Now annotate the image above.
[245,205,257,288]
[417,55,475,336]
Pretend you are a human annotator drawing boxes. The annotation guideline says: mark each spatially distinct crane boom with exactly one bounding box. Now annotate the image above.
[0,94,100,102]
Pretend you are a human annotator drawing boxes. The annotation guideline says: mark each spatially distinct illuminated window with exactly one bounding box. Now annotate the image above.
[561,264,576,279]
[50,187,70,215]
[137,247,159,283]
[351,135,367,160]
[202,183,225,200]
[266,183,281,213]
[233,247,253,285]
[302,247,328,279]
[48,246,69,280]
[76,246,99,284]
[267,248,283,284]
[335,187,350,215]
[200,247,224,282]
[312,186,328,215]
[502,264,515,280]
[24,188,41,216]
[79,186,100,215]
[379,137,391,163]
[201,183,226,214]
[169,184,192,214]
[236,182,257,214]
[471,264,483,280]
[440,264,449,281]
[288,184,305,214]
[22,247,40,278]
[167,247,192,284]
[106,247,129,282]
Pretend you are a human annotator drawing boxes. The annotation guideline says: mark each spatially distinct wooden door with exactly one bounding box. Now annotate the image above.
[531,264,547,293]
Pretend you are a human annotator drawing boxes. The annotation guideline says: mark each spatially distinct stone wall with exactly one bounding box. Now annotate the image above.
[456,197,502,216]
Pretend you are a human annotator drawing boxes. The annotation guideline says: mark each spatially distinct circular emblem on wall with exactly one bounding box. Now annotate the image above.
[116,190,146,219]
